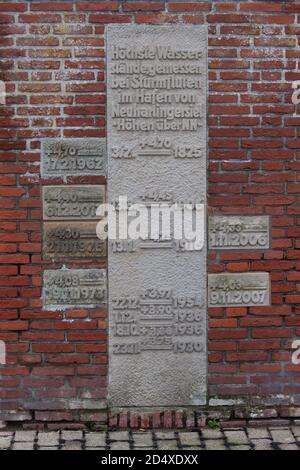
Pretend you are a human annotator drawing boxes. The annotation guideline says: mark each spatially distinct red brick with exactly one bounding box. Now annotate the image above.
[168,2,211,12]
[89,14,131,23]
[240,3,284,12]
[135,14,178,24]
[123,2,164,12]
[19,14,62,23]
[77,2,119,11]
[208,14,250,23]
[30,2,73,11]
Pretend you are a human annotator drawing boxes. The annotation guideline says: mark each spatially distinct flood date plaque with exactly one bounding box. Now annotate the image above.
[209,216,270,250]
[43,269,107,310]
[41,138,106,178]
[43,221,106,260]
[43,185,105,221]
[208,272,270,308]
[107,25,207,407]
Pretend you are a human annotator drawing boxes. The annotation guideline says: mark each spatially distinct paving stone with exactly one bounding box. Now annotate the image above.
[14,431,36,442]
[155,431,176,440]
[201,429,223,439]
[230,445,251,451]
[12,442,34,450]
[248,428,269,440]
[61,431,83,441]
[252,439,273,450]
[270,429,295,444]
[132,432,153,447]
[109,431,130,441]
[291,426,300,438]
[38,432,59,447]
[278,444,299,451]
[205,440,227,450]
[179,432,201,446]
[157,440,179,450]
[0,437,12,449]
[224,430,249,445]
[62,441,83,450]
[7,426,300,451]
[110,442,131,450]
[86,433,107,447]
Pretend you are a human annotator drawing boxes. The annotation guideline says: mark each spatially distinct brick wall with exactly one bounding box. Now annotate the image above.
[0,0,300,429]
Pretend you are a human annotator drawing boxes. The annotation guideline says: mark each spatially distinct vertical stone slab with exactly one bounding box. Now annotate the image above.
[107,25,207,407]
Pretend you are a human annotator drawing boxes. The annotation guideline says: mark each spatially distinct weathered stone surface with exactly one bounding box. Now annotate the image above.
[107,25,207,407]
[270,429,295,444]
[62,441,82,450]
[205,439,226,450]
[109,431,130,441]
[179,432,201,446]
[224,430,249,445]
[43,221,106,260]
[110,442,131,450]
[248,428,270,439]
[41,138,106,178]
[38,432,59,447]
[14,431,36,442]
[157,440,179,450]
[12,442,34,450]
[61,431,83,441]
[43,269,107,310]
[208,272,270,307]
[132,432,153,447]
[86,433,107,448]
[209,216,270,250]
[43,185,105,221]
[201,429,223,440]
[251,439,273,451]
[0,437,12,449]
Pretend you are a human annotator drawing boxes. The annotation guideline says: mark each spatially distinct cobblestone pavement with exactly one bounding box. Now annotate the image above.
[0,427,300,450]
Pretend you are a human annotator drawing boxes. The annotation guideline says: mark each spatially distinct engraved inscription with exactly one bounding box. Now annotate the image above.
[43,221,106,260]
[208,273,270,307]
[43,186,105,220]
[110,47,204,133]
[209,216,270,250]
[41,138,106,178]
[111,141,205,160]
[110,238,203,253]
[108,28,206,161]
[111,288,205,355]
[43,269,107,310]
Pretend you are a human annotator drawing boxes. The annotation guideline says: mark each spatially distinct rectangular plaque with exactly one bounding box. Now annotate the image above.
[43,185,105,220]
[209,216,270,250]
[208,273,270,308]
[107,25,207,407]
[43,221,106,260]
[43,269,107,310]
[41,138,106,178]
